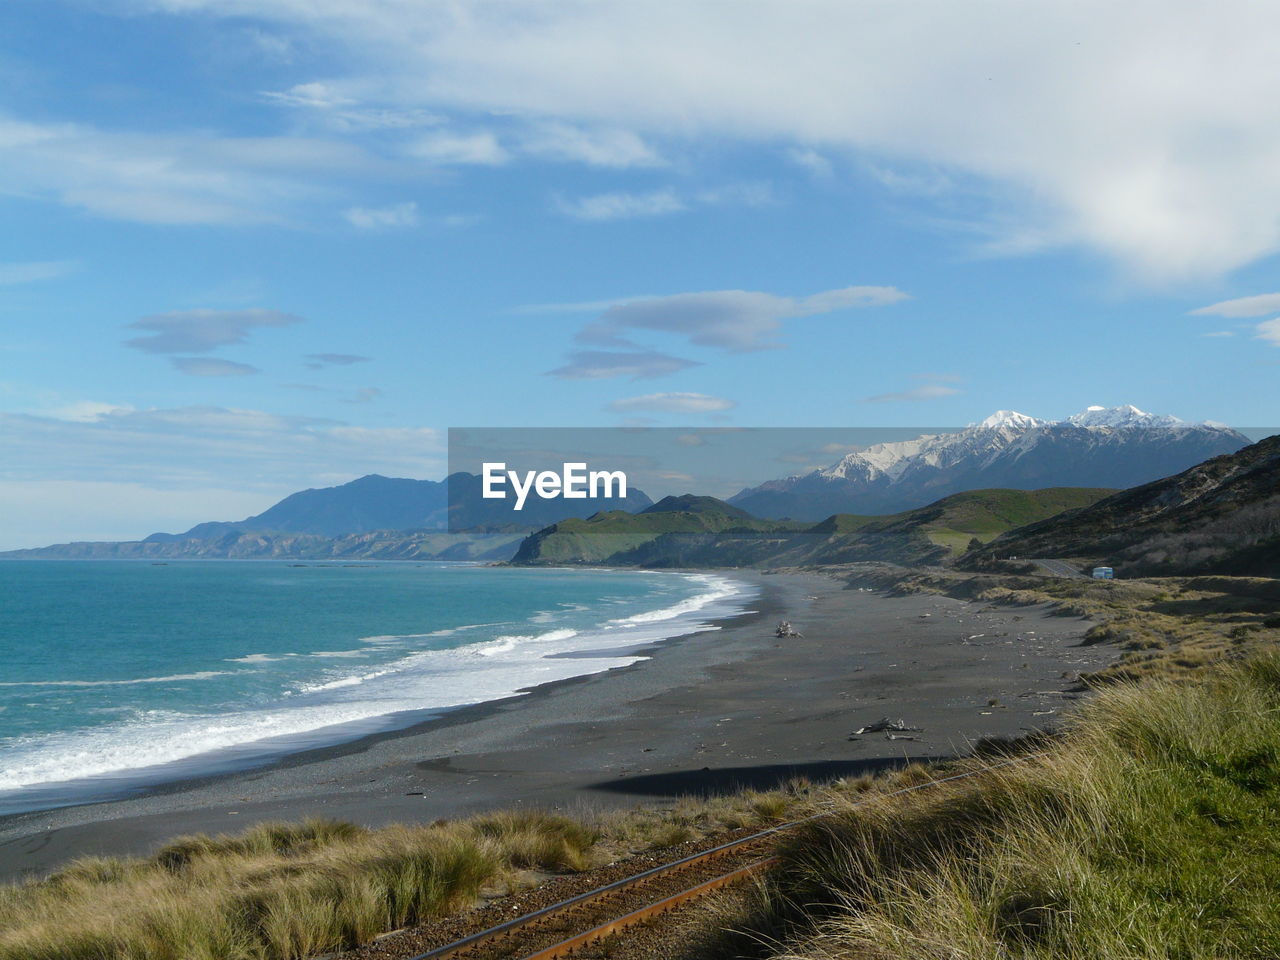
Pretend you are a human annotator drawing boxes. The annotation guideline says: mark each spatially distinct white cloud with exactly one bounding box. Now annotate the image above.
[0,112,371,225]
[787,147,833,178]
[344,201,419,229]
[125,308,303,354]
[261,82,440,131]
[1256,318,1280,346]
[695,182,774,207]
[609,392,735,414]
[555,182,772,221]
[0,260,77,285]
[262,81,356,110]
[555,188,685,221]
[41,401,135,422]
[410,130,508,165]
[1191,293,1280,318]
[130,0,1280,280]
[865,382,962,403]
[522,123,663,167]
[580,285,910,352]
[171,357,260,376]
[546,350,699,380]
[305,352,371,368]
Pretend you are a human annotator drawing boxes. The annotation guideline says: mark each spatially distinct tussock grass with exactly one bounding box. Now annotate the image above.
[708,654,1280,960]
[0,780,823,959]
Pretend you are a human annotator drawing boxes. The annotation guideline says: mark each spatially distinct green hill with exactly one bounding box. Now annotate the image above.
[510,488,1113,567]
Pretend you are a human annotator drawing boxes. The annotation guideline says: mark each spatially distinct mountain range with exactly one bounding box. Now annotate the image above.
[5,405,1263,567]
[4,473,652,561]
[729,405,1250,519]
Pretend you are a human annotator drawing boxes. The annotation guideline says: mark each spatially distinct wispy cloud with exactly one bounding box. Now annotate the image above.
[546,350,699,380]
[865,381,962,403]
[409,130,508,165]
[1191,293,1280,318]
[305,353,371,368]
[145,0,1280,280]
[1256,318,1280,346]
[609,392,735,414]
[0,111,374,226]
[0,260,77,285]
[125,308,303,354]
[787,147,833,178]
[579,285,910,352]
[554,188,685,221]
[554,182,772,221]
[343,386,383,403]
[171,357,260,377]
[344,201,419,229]
[260,82,439,131]
[521,123,663,168]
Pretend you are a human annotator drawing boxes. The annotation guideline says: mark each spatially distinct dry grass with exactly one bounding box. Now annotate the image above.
[696,654,1280,960]
[0,778,831,960]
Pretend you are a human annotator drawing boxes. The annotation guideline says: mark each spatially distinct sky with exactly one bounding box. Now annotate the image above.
[2,0,1279,548]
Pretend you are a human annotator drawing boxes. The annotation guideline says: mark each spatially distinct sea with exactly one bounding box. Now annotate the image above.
[0,561,752,815]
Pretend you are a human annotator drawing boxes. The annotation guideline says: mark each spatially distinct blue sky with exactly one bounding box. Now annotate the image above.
[2,0,1279,548]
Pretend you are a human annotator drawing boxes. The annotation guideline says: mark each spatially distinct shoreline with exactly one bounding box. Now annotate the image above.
[0,563,752,818]
[0,568,1115,882]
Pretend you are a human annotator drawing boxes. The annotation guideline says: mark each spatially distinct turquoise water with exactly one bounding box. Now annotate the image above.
[0,561,750,812]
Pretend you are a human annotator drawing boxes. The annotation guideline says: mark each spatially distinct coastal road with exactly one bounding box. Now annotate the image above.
[1028,558,1086,579]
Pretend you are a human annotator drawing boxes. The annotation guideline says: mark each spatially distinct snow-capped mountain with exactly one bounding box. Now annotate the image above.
[729,406,1251,520]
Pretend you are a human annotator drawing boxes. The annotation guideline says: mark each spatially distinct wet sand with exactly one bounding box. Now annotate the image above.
[0,569,1113,882]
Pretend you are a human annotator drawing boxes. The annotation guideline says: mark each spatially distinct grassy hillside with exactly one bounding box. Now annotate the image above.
[508,498,801,565]
[701,654,1280,960]
[511,488,1113,568]
[964,434,1280,577]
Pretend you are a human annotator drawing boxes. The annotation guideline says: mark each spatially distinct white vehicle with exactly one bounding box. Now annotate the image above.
[1092,566,1114,580]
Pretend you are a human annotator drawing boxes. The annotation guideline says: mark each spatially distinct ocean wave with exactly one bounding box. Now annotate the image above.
[474,628,579,657]
[606,575,738,626]
[0,671,236,688]
[0,571,753,795]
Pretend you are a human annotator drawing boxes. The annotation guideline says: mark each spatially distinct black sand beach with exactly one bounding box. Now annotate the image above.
[0,570,1114,882]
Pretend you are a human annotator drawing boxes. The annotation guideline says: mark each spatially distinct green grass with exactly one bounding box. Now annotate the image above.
[699,654,1280,960]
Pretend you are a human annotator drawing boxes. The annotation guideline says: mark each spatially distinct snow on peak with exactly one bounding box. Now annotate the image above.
[1065,405,1182,428]
[978,409,1043,430]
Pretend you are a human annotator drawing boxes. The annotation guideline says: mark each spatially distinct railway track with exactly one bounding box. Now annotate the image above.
[348,753,1044,960]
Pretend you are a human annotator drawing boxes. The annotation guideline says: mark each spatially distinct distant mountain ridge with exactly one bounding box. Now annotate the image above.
[7,472,652,560]
[963,433,1280,577]
[144,474,450,542]
[511,487,1114,568]
[730,405,1250,520]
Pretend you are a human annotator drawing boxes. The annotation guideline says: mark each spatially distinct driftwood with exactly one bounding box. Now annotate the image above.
[775,620,804,638]
[850,717,923,736]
